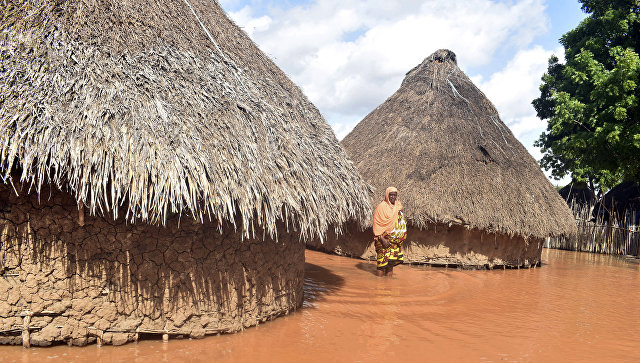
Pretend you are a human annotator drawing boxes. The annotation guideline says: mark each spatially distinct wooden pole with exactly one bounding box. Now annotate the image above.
[634,212,640,259]
[626,223,631,255]
[637,227,640,259]
[21,315,31,348]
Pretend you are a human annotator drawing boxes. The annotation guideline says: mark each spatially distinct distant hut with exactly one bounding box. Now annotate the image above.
[310,49,576,268]
[0,0,370,346]
[593,181,640,224]
[558,181,595,209]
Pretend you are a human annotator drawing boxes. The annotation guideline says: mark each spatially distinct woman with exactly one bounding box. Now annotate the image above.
[373,187,407,277]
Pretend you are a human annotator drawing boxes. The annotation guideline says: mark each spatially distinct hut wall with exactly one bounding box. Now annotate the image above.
[308,222,543,268]
[0,185,304,346]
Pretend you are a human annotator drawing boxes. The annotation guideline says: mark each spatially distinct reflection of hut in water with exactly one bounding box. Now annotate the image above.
[0,0,370,346]
[593,181,640,224]
[309,49,576,268]
[558,182,595,209]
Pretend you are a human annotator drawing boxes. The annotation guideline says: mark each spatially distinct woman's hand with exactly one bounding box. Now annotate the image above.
[379,235,390,248]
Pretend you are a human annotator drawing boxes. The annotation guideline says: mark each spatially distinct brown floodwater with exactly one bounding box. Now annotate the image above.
[1,248,640,362]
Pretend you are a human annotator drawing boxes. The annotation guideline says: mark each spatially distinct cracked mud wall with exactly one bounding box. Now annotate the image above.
[0,184,304,346]
[308,222,543,269]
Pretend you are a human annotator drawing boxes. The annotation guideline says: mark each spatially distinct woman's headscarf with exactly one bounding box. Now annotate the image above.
[372,187,403,236]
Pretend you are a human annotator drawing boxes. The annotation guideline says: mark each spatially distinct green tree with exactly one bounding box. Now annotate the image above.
[533,0,640,192]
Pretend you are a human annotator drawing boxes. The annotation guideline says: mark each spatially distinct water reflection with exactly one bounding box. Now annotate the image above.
[1,249,640,362]
[303,262,345,308]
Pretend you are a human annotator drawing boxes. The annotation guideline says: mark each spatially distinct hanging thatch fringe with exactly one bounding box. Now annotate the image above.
[0,0,372,241]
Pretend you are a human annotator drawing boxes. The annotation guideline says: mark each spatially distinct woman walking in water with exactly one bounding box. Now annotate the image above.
[373,187,407,277]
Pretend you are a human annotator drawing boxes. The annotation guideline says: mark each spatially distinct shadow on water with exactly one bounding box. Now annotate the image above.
[355,261,378,276]
[303,262,345,307]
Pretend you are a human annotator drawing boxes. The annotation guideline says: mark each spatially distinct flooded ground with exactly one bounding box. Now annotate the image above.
[1,248,639,362]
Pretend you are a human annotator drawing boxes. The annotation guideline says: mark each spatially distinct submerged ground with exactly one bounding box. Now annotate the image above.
[1,248,639,361]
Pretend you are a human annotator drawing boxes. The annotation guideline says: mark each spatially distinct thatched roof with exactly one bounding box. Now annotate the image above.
[341,49,576,239]
[594,181,640,219]
[558,182,595,207]
[0,0,371,239]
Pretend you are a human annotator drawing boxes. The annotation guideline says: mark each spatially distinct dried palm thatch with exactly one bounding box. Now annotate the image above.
[341,49,576,240]
[0,0,371,240]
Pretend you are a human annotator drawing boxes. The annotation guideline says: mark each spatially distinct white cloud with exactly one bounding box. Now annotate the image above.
[226,0,549,128]
[223,0,570,184]
[474,45,569,184]
[473,47,562,152]
[228,6,272,37]
[476,45,564,132]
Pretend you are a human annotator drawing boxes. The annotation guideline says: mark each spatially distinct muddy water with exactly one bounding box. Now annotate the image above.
[2,248,640,362]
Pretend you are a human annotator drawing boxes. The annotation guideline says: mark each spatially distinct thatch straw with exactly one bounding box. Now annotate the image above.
[341,49,576,239]
[0,0,371,240]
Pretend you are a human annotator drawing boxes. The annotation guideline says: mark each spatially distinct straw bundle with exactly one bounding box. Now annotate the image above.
[342,49,575,239]
[0,0,371,240]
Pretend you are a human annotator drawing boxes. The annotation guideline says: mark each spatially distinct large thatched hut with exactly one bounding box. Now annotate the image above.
[0,0,370,346]
[309,49,575,268]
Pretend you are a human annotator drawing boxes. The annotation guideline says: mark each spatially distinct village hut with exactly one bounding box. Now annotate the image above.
[558,182,595,208]
[0,0,370,346]
[308,49,576,268]
[592,181,640,224]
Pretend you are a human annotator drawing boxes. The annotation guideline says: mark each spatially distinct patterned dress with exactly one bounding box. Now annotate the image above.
[374,212,407,270]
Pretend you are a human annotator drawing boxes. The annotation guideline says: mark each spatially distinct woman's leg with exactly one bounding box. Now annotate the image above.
[385,266,393,277]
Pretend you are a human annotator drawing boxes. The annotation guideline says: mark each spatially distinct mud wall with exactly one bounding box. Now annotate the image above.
[308,222,544,268]
[0,185,304,346]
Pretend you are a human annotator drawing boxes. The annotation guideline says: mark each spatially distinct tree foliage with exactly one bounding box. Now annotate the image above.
[533,0,640,191]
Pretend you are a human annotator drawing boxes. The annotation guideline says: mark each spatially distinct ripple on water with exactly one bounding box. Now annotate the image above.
[1,249,640,362]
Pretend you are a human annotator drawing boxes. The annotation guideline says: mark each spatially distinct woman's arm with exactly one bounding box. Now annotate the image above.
[377,234,390,248]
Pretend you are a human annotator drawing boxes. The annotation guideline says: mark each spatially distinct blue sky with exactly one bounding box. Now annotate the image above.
[220,0,588,185]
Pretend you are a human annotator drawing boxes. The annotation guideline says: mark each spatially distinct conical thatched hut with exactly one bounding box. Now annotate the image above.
[0,0,370,346]
[309,49,575,268]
